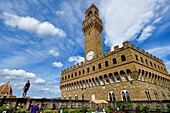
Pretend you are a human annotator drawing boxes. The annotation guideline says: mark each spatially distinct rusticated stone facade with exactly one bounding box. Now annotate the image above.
[60,4,170,101]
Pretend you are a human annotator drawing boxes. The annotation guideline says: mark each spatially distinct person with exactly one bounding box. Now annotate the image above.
[22,80,30,98]
[31,103,39,113]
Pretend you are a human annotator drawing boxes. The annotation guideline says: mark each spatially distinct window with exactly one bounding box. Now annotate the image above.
[145,59,148,65]
[154,63,157,68]
[71,74,73,78]
[62,77,64,81]
[105,61,109,67]
[121,90,131,101]
[75,72,77,77]
[112,58,117,64]
[82,70,85,74]
[68,75,70,79]
[108,91,116,101]
[145,89,151,100]
[121,55,126,62]
[87,68,90,73]
[93,66,95,71]
[150,62,153,67]
[75,95,78,100]
[82,94,84,100]
[69,95,71,100]
[120,70,128,81]
[161,91,166,100]
[141,57,143,63]
[109,73,115,83]
[126,69,134,80]
[64,96,66,100]
[98,63,102,69]
[65,76,67,80]
[154,90,159,100]
[79,71,81,75]
[114,72,121,82]
[135,55,138,61]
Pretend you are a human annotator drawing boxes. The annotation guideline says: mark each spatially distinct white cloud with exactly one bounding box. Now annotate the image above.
[34,78,45,84]
[49,49,59,57]
[55,11,65,16]
[52,61,63,68]
[99,0,168,49]
[165,61,170,74]
[147,46,170,58]
[68,55,84,64]
[2,12,66,37]
[137,25,155,42]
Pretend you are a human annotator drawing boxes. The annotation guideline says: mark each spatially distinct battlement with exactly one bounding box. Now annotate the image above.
[62,61,85,74]
[61,41,164,74]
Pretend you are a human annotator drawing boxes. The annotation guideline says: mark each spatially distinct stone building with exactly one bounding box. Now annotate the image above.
[60,4,170,101]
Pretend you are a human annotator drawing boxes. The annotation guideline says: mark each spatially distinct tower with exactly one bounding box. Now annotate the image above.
[82,4,103,62]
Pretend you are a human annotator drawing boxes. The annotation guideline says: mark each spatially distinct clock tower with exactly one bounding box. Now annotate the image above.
[82,3,103,62]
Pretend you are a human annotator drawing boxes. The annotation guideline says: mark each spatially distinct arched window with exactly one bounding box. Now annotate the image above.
[114,72,121,82]
[93,66,95,71]
[150,62,153,67]
[108,91,116,101]
[79,71,81,75]
[135,55,138,61]
[88,11,92,17]
[145,59,148,65]
[82,70,85,74]
[105,61,109,67]
[141,57,143,63]
[69,95,71,100]
[71,73,73,78]
[121,55,126,62]
[95,77,100,86]
[161,91,166,100]
[99,76,104,85]
[104,74,109,84]
[75,94,78,100]
[109,73,115,83]
[154,90,159,100]
[62,77,64,81]
[75,72,77,77]
[87,68,90,73]
[98,63,102,69]
[121,90,131,101]
[126,69,134,80]
[145,89,151,100]
[68,75,70,79]
[112,58,117,64]
[64,96,66,100]
[120,70,128,81]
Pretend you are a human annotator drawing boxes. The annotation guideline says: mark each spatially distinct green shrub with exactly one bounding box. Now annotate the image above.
[63,109,68,113]
[116,101,121,108]
[68,109,74,113]
[104,106,110,113]
[107,105,115,112]
[156,108,162,113]
[74,109,80,113]
[167,103,170,112]
[53,110,59,113]
[140,105,150,113]
[82,105,88,113]
[43,109,53,113]
[0,106,10,113]
[87,108,95,112]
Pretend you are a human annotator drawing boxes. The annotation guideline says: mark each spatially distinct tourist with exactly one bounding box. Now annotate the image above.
[31,103,39,113]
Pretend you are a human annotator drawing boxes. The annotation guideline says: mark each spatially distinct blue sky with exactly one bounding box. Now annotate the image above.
[0,0,170,98]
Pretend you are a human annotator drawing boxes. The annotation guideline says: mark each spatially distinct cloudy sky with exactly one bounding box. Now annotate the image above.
[0,0,170,98]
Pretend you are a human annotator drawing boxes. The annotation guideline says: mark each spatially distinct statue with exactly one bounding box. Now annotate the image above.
[22,80,30,98]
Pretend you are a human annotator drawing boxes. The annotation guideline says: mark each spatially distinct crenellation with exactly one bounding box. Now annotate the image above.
[142,50,145,54]
[137,47,141,52]
[106,49,111,54]
[150,54,153,58]
[131,44,136,49]
[114,45,119,51]
[123,41,131,48]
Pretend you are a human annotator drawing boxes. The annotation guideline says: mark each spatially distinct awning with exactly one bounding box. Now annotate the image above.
[89,100,108,104]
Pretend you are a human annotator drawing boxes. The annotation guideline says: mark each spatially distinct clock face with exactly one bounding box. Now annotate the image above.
[86,50,94,61]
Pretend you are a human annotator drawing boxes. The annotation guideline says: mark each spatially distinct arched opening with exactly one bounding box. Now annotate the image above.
[95,77,100,85]
[105,61,109,67]
[112,58,117,64]
[154,90,159,100]
[126,69,134,80]
[108,91,116,102]
[109,73,115,83]
[99,76,104,85]
[88,11,92,17]
[121,55,126,62]
[121,90,131,101]
[145,89,151,100]
[104,74,109,84]
[120,70,128,81]
[98,63,102,69]
[135,55,138,61]
[75,94,78,100]
[114,72,121,82]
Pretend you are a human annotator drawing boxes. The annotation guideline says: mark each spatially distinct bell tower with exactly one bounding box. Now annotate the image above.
[82,3,103,62]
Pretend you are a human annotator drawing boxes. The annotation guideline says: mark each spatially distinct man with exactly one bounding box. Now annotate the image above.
[31,103,39,113]
[22,80,30,98]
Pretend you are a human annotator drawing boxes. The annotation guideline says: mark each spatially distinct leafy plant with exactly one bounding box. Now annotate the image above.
[167,103,170,113]
[116,101,121,108]
[63,109,68,113]
[74,109,80,113]
[135,104,141,113]
[104,106,110,113]
[0,106,10,113]
[107,105,115,112]
[87,108,95,112]
[140,105,150,113]
[68,109,74,113]
[82,105,88,113]
[156,108,162,113]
